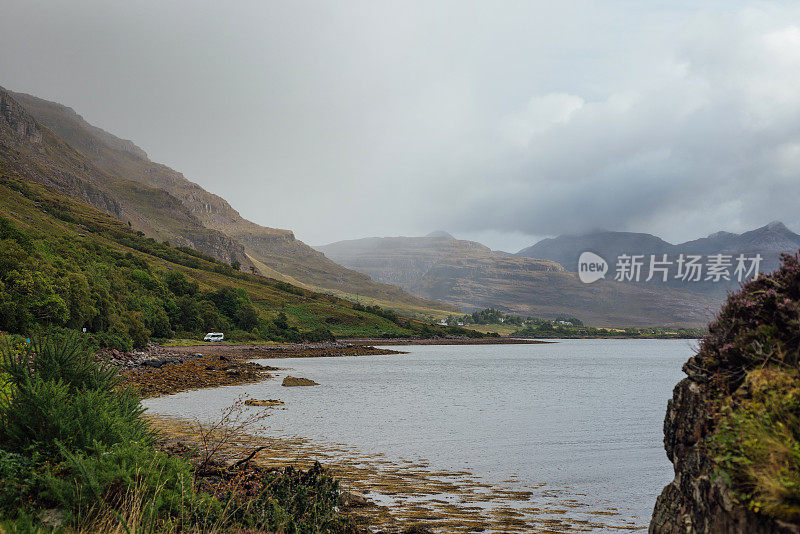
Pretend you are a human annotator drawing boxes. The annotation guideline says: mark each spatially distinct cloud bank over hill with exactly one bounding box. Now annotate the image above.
[1,1,798,251]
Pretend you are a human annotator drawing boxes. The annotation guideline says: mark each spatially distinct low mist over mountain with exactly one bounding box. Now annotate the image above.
[517,232,673,272]
[317,233,716,327]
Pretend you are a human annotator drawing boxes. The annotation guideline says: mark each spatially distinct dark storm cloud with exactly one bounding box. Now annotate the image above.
[1,1,798,251]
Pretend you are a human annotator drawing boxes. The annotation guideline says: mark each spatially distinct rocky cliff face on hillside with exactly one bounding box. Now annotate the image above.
[8,89,446,310]
[0,87,255,272]
[651,253,800,533]
[1,89,121,218]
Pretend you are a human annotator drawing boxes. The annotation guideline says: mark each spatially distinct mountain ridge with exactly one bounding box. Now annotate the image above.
[517,223,800,275]
[5,87,452,313]
[317,233,715,326]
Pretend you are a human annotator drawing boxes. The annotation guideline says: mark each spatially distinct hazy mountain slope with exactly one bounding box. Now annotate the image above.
[0,87,255,271]
[317,235,562,289]
[317,235,714,326]
[8,89,450,311]
[516,231,673,271]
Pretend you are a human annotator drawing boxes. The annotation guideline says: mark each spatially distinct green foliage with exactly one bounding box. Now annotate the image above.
[2,334,119,392]
[164,270,197,297]
[304,326,336,342]
[687,252,800,520]
[0,449,38,514]
[0,334,151,456]
[0,178,455,345]
[229,462,354,533]
[0,514,65,533]
[711,368,800,520]
[0,216,323,347]
[511,322,701,339]
[352,302,400,325]
[0,217,34,253]
[44,441,221,529]
[466,307,505,325]
[0,332,354,532]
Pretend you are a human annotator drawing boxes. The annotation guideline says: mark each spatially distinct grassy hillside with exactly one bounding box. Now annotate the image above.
[0,170,472,348]
[8,89,454,313]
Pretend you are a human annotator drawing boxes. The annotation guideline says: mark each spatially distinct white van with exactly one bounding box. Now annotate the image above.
[203,332,224,342]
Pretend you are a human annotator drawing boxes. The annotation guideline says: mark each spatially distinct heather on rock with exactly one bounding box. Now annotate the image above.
[651,251,800,531]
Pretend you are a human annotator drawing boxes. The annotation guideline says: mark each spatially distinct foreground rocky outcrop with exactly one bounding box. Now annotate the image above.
[650,253,800,533]
[650,367,800,533]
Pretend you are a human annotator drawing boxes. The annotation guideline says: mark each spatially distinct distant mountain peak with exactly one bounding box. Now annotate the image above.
[426,230,454,239]
[707,230,736,240]
[765,220,788,231]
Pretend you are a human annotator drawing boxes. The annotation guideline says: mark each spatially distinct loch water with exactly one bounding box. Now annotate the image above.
[143,339,694,528]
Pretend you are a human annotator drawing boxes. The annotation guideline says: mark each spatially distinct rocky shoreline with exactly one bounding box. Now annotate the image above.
[114,337,543,397]
[342,337,549,345]
[118,337,596,533]
[149,415,639,533]
[116,341,405,398]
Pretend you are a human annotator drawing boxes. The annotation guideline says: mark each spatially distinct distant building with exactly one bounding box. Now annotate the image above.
[557,320,573,326]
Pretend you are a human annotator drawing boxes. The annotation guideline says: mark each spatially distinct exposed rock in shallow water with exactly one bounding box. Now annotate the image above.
[340,490,371,507]
[244,399,284,407]
[282,376,319,387]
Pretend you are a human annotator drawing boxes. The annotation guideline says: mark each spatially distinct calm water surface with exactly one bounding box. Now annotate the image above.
[144,339,694,524]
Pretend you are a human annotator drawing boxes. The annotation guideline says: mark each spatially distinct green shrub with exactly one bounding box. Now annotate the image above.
[2,334,118,392]
[1,382,150,456]
[0,334,151,456]
[44,442,220,529]
[0,450,39,514]
[304,327,336,343]
[229,462,354,533]
[0,514,64,533]
[0,331,355,532]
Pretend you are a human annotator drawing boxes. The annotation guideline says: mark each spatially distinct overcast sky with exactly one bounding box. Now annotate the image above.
[2,1,800,251]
